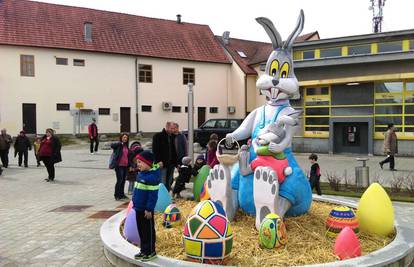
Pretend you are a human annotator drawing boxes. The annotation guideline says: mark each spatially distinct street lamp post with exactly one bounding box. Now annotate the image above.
[187,83,194,164]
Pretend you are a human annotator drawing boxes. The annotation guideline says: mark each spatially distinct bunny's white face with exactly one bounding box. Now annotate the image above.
[256,49,299,105]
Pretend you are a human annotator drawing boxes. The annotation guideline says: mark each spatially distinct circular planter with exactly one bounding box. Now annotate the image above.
[100,195,414,266]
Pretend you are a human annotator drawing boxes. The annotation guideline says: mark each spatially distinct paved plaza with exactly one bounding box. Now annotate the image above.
[0,143,413,267]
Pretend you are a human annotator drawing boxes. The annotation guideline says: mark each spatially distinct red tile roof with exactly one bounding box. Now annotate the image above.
[0,0,231,64]
[218,31,319,74]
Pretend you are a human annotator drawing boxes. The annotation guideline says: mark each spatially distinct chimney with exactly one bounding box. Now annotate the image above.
[222,31,230,45]
[176,14,182,24]
[84,22,92,42]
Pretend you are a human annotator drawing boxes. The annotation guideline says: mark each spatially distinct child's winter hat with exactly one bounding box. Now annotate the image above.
[136,150,154,167]
[181,156,192,165]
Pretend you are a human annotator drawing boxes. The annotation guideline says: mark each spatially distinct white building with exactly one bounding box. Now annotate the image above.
[0,0,246,135]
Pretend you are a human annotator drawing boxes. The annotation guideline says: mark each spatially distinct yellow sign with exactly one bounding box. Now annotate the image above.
[75,102,84,109]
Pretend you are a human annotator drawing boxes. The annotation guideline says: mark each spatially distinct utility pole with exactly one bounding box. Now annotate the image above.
[187,83,194,164]
[369,0,386,33]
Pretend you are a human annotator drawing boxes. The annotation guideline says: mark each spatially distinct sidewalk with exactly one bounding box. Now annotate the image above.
[0,145,413,266]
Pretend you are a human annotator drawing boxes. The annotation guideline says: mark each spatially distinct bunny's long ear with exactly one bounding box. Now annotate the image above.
[283,10,305,50]
[256,17,283,50]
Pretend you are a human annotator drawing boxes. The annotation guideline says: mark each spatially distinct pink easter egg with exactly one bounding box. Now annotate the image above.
[334,226,361,260]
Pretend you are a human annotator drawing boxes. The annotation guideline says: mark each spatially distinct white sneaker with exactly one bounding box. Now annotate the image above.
[90,152,94,155]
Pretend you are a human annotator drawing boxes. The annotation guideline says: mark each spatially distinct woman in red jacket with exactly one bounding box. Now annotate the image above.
[38,128,62,182]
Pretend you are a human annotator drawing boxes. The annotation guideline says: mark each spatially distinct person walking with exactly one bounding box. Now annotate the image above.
[152,122,177,192]
[38,128,62,181]
[308,153,322,195]
[14,130,32,167]
[110,133,131,200]
[172,123,188,166]
[0,129,12,168]
[379,123,398,171]
[88,118,99,154]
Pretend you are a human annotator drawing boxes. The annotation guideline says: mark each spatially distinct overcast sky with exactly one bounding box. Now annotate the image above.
[36,0,414,42]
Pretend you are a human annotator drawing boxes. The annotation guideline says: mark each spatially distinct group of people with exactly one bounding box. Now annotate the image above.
[0,128,61,181]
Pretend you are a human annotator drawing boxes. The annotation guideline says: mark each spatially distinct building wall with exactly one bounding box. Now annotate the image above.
[0,45,136,136]
[292,137,329,154]
[0,45,242,135]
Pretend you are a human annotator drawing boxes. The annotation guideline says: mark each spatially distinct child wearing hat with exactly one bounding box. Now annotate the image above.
[172,156,193,199]
[133,150,161,262]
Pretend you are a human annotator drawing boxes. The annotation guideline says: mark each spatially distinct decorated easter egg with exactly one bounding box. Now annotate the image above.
[163,204,181,228]
[126,200,133,216]
[334,226,361,260]
[357,183,394,236]
[200,181,211,201]
[326,206,359,238]
[193,165,211,201]
[123,208,140,245]
[154,183,172,213]
[183,200,233,264]
[259,213,287,249]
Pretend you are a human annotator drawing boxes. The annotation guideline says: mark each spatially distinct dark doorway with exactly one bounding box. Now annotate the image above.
[120,107,131,133]
[333,122,368,154]
[22,103,36,134]
[198,107,206,127]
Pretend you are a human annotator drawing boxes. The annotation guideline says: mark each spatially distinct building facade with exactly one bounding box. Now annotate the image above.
[0,0,245,136]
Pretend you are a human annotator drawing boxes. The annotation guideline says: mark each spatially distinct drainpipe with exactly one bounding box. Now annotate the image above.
[244,75,248,117]
[135,58,139,133]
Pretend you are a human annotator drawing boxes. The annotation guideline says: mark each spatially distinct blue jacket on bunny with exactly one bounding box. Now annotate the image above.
[132,164,161,212]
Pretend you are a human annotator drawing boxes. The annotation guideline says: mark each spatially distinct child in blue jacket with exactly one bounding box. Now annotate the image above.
[133,150,160,261]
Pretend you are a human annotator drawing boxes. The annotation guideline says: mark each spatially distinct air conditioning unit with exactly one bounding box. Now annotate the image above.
[227,106,236,114]
[162,102,172,111]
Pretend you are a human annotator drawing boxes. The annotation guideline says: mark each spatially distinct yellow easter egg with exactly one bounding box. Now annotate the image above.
[357,183,394,236]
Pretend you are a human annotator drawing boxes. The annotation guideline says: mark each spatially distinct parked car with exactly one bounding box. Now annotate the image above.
[185,118,246,148]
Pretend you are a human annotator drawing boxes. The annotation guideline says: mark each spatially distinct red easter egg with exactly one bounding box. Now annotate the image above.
[334,226,361,260]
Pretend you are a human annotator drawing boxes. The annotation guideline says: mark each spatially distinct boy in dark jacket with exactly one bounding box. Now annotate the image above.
[14,131,32,167]
[172,156,192,199]
[133,150,160,262]
[309,153,322,196]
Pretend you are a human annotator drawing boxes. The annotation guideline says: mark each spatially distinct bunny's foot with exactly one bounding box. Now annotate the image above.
[207,164,237,221]
[253,166,279,230]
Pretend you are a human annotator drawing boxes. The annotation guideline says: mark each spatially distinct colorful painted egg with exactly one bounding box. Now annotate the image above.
[326,206,359,238]
[357,183,394,236]
[200,181,210,201]
[259,213,287,249]
[183,200,233,264]
[163,204,181,228]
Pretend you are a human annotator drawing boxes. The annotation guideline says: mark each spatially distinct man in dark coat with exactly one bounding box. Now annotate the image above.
[152,122,177,191]
[14,130,32,167]
[0,129,12,168]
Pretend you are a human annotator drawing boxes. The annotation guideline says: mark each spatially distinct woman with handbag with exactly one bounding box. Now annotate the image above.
[110,133,131,200]
[38,128,62,182]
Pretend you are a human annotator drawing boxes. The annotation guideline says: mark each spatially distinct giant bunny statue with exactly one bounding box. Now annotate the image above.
[206,10,312,230]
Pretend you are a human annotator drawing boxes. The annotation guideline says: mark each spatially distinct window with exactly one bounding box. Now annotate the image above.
[348,44,371,56]
[139,64,152,83]
[303,50,315,59]
[84,22,92,42]
[172,106,181,113]
[183,68,195,85]
[73,59,85,66]
[202,120,216,128]
[56,57,68,65]
[56,103,70,111]
[410,40,414,51]
[304,86,330,137]
[320,47,341,58]
[20,55,35,77]
[209,107,218,113]
[230,120,240,129]
[141,105,152,112]
[216,120,227,128]
[378,41,402,53]
[98,108,110,115]
[375,82,403,104]
[237,51,247,58]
